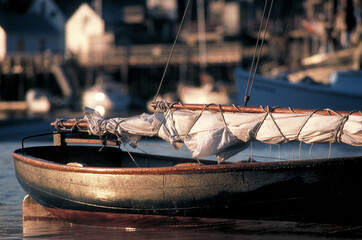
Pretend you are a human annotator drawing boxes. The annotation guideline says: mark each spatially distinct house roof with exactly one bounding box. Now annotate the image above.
[55,0,146,22]
[54,0,93,19]
[101,0,145,22]
[0,12,58,34]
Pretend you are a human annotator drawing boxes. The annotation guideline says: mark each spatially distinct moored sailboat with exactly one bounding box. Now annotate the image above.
[12,101,362,225]
[12,0,362,228]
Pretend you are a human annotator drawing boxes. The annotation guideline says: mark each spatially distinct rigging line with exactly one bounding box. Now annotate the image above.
[244,0,274,106]
[244,0,269,106]
[299,141,302,160]
[119,137,140,168]
[153,0,192,103]
[309,143,314,159]
[248,0,274,99]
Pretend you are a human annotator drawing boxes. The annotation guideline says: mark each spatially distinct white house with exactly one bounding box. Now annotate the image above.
[0,26,6,61]
[65,3,106,64]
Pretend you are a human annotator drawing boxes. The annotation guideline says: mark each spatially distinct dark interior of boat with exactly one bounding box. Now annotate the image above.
[18,145,217,168]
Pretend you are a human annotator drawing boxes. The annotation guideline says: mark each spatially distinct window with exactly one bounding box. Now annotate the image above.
[17,39,24,53]
[39,39,45,52]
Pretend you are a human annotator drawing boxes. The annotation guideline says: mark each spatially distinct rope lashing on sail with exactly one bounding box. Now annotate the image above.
[153,102,346,146]
[151,101,362,116]
[184,105,207,137]
[295,109,320,141]
[154,101,178,111]
[334,110,356,144]
[71,119,81,132]
[219,104,238,140]
[151,101,362,145]
[50,102,362,163]
[254,106,290,143]
[53,118,66,131]
[53,118,88,133]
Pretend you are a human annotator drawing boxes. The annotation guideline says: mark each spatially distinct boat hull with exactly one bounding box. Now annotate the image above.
[13,146,362,224]
[235,68,362,111]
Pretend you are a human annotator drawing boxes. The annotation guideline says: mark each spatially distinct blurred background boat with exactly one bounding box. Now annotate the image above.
[235,68,362,111]
[82,72,130,116]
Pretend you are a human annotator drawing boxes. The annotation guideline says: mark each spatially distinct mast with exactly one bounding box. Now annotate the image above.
[197,0,207,71]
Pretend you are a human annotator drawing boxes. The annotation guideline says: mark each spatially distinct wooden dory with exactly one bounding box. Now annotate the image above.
[12,138,362,225]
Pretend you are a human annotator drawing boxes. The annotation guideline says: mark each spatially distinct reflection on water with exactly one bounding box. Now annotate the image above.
[21,219,352,240]
[0,204,23,239]
[21,221,235,240]
[0,142,25,239]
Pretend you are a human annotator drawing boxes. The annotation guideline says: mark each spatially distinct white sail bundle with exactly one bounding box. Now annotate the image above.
[85,107,362,162]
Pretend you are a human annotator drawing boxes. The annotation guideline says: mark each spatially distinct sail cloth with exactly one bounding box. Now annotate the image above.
[85,107,362,162]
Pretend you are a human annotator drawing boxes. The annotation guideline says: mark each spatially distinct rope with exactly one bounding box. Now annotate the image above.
[119,137,140,168]
[110,120,140,167]
[244,0,274,106]
[299,141,302,160]
[295,109,320,140]
[218,104,238,141]
[254,106,271,140]
[309,143,314,159]
[153,0,192,103]
[335,111,356,143]
[184,105,206,137]
[267,107,289,143]
[70,119,81,132]
[53,118,65,131]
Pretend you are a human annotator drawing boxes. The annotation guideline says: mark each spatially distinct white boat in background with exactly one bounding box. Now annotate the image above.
[178,71,230,105]
[147,71,231,112]
[15,64,80,114]
[82,74,130,116]
[177,83,230,105]
[176,0,231,106]
[235,68,362,111]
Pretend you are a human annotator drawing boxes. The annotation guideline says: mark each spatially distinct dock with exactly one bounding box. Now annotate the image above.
[0,101,27,111]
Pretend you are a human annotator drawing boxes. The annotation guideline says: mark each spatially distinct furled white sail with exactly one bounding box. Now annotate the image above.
[85,107,362,162]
